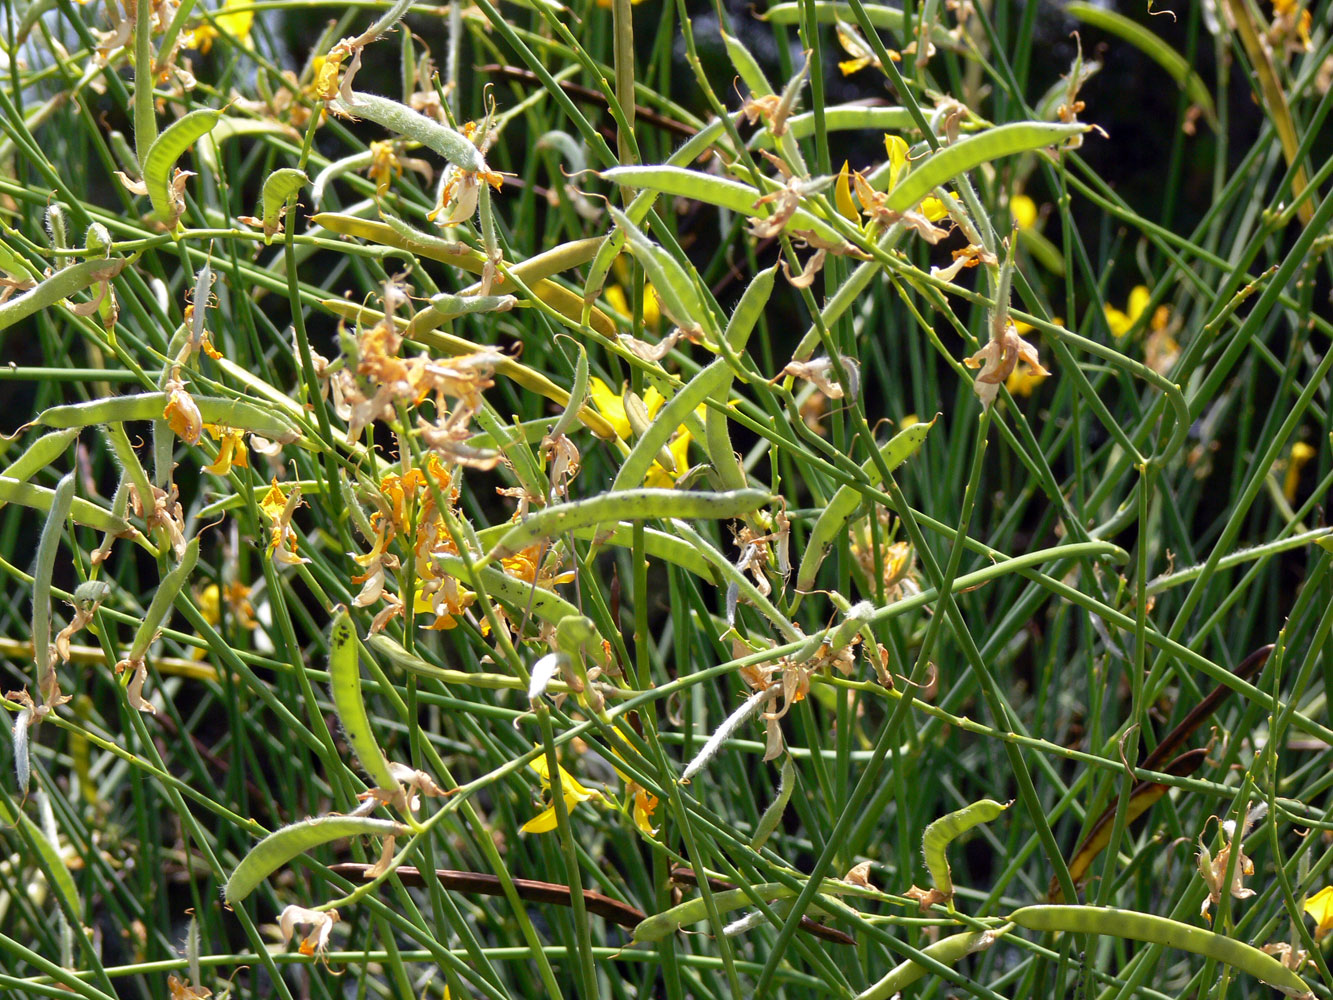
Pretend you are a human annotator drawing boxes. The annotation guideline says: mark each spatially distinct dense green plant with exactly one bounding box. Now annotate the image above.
[1,0,1332,997]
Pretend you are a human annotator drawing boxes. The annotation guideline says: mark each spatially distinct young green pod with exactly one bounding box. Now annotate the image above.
[1007,905,1313,999]
[256,168,308,244]
[633,883,796,943]
[602,167,843,245]
[856,930,994,1000]
[127,537,200,663]
[613,361,731,490]
[2,428,78,482]
[31,472,75,700]
[328,609,399,792]
[0,476,128,535]
[142,108,223,223]
[922,798,1009,905]
[751,755,797,850]
[336,92,486,173]
[0,258,125,334]
[606,205,713,339]
[796,417,935,591]
[487,488,771,560]
[0,797,84,928]
[32,393,301,443]
[881,123,1091,214]
[223,815,407,904]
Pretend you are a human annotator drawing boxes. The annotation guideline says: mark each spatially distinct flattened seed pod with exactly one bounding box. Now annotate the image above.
[1008,905,1313,999]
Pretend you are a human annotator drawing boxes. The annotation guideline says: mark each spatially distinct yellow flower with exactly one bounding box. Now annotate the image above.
[588,377,664,441]
[184,0,255,53]
[1283,441,1316,502]
[884,134,909,192]
[644,427,692,489]
[521,753,598,834]
[1104,285,1152,336]
[163,375,203,445]
[259,478,307,565]
[201,424,249,476]
[603,283,662,331]
[835,161,859,222]
[1011,194,1038,230]
[1304,886,1333,941]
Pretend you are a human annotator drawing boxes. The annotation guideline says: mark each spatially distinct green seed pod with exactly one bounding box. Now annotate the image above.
[1,428,79,482]
[882,122,1091,214]
[337,92,485,173]
[257,168,308,244]
[856,930,993,1000]
[796,417,936,591]
[488,488,771,560]
[142,109,223,223]
[922,798,1009,905]
[0,259,125,334]
[328,609,399,792]
[613,361,731,491]
[1008,905,1313,999]
[223,816,406,904]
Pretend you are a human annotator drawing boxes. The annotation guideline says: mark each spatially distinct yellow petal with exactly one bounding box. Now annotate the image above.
[259,478,287,521]
[835,161,859,222]
[1305,886,1333,940]
[1127,285,1152,324]
[884,134,909,191]
[521,805,559,834]
[589,377,632,440]
[1011,194,1037,230]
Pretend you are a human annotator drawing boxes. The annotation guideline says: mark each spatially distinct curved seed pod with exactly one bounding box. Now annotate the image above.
[633,883,796,943]
[2,428,79,481]
[328,610,398,792]
[761,2,963,52]
[311,216,616,337]
[336,92,485,172]
[613,361,731,490]
[432,552,606,657]
[856,930,994,1000]
[882,123,1090,214]
[223,816,406,903]
[0,798,83,928]
[488,488,771,560]
[607,206,713,339]
[127,537,199,662]
[142,109,223,223]
[602,166,843,245]
[721,29,773,97]
[0,476,129,534]
[33,393,300,442]
[923,798,1009,904]
[751,756,797,850]
[257,168,308,244]
[706,266,776,489]
[0,259,125,333]
[760,107,921,148]
[796,417,936,591]
[31,472,75,701]
[1008,905,1314,998]
[547,342,589,441]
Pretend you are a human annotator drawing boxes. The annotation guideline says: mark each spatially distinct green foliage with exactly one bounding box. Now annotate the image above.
[1,0,1332,998]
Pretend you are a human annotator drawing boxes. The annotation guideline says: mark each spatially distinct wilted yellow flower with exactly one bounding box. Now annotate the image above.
[521,752,598,834]
[1304,886,1333,941]
[259,478,307,565]
[163,374,203,445]
[201,424,249,476]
